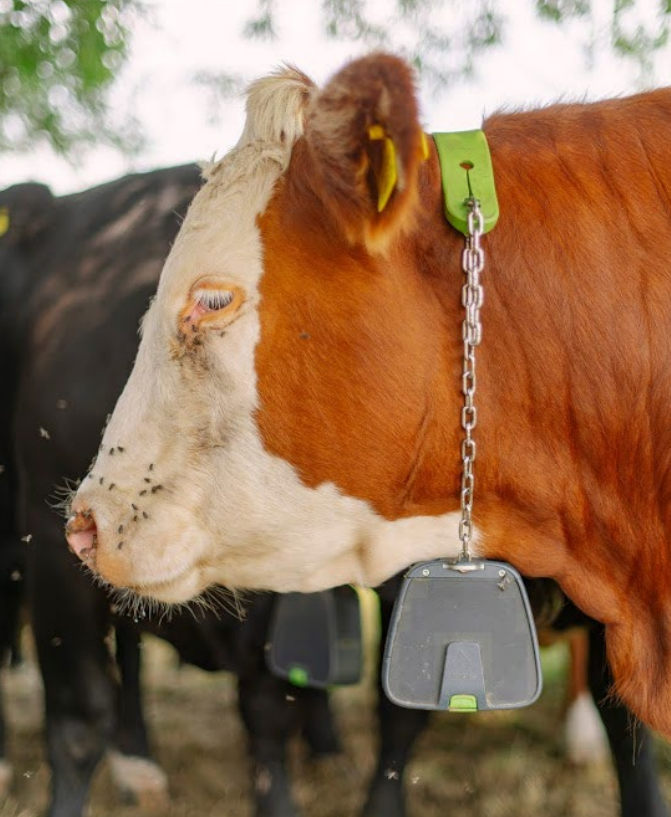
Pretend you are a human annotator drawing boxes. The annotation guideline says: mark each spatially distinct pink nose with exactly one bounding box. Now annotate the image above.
[65,511,98,562]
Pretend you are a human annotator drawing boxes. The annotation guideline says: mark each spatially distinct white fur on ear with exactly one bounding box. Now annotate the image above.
[200,67,315,185]
[238,65,315,148]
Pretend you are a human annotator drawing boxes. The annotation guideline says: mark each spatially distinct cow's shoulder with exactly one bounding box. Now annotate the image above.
[62,164,202,225]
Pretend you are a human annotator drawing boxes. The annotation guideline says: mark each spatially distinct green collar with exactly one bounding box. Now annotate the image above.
[432,130,499,236]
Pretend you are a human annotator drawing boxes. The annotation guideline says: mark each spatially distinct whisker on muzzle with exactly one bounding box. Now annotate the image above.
[48,478,81,517]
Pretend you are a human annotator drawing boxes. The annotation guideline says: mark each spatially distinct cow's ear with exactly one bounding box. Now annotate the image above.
[0,183,54,247]
[304,53,426,253]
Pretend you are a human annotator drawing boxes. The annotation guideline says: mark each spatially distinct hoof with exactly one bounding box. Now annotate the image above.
[107,750,170,812]
[254,761,298,817]
[0,760,12,800]
[564,691,609,765]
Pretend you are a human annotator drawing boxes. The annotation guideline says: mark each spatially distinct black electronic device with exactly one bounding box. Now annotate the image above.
[382,559,542,712]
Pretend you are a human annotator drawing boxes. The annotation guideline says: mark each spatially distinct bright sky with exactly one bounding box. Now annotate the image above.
[1,0,667,195]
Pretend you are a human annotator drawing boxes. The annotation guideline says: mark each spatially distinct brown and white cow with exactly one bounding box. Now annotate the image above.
[66,53,671,737]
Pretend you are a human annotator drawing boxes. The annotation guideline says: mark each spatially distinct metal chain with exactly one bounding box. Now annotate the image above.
[458,197,485,561]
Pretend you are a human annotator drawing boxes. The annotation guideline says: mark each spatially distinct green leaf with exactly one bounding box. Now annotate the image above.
[0,0,138,155]
[536,0,590,22]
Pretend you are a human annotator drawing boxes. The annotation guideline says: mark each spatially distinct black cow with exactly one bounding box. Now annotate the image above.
[0,168,667,817]
[0,183,51,800]
[0,169,339,817]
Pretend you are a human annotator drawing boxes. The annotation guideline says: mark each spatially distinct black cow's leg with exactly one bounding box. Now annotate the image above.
[238,671,301,817]
[0,575,23,669]
[0,570,19,799]
[588,625,669,817]
[112,620,150,758]
[362,678,429,817]
[0,666,9,800]
[30,533,117,817]
[107,619,169,810]
[362,581,430,817]
[0,542,25,798]
[298,687,341,758]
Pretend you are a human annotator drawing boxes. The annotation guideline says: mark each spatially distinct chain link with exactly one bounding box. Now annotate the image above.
[458,198,485,561]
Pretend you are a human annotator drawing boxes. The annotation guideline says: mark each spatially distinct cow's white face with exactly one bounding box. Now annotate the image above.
[66,59,470,602]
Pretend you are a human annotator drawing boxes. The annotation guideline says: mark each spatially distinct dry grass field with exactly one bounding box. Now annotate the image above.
[3,606,671,817]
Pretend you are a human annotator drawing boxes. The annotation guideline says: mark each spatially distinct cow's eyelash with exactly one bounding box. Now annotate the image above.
[194,289,234,312]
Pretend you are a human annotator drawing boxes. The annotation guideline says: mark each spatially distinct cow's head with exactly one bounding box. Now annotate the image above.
[66,54,469,602]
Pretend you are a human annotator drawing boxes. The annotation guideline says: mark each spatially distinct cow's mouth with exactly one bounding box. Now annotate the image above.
[92,557,207,605]
[119,566,206,604]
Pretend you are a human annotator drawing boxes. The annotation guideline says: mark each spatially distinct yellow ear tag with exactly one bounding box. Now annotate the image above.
[420,132,430,161]
[0,207,9,238]
[367,125,398,213]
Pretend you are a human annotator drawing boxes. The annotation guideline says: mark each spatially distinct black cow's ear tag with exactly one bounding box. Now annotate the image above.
[382,559,542,711]
[266,586,363,688]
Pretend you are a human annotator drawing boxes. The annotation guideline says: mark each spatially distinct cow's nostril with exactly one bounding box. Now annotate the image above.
[65,511,98,563]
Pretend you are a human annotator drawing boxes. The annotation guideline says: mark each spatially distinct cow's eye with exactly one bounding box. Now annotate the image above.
[194,288,234,313]
[181,282,245,329]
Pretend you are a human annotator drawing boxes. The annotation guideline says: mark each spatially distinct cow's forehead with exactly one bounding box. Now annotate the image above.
[159,167,272,297]
[156,69,313,298]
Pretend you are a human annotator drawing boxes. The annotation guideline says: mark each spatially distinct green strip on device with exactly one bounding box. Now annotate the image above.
[449,694,478,713]
[288,666,309,687]
[433,130,499,236]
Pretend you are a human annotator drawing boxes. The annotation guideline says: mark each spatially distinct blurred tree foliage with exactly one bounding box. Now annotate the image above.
[198,0,671,112]
[0,0,140,154]
[241,0,670,83]
[2,0,669,156]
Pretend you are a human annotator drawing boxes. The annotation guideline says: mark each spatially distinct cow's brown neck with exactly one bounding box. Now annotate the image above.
[256,90,671,735]
[256,142,466,521]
